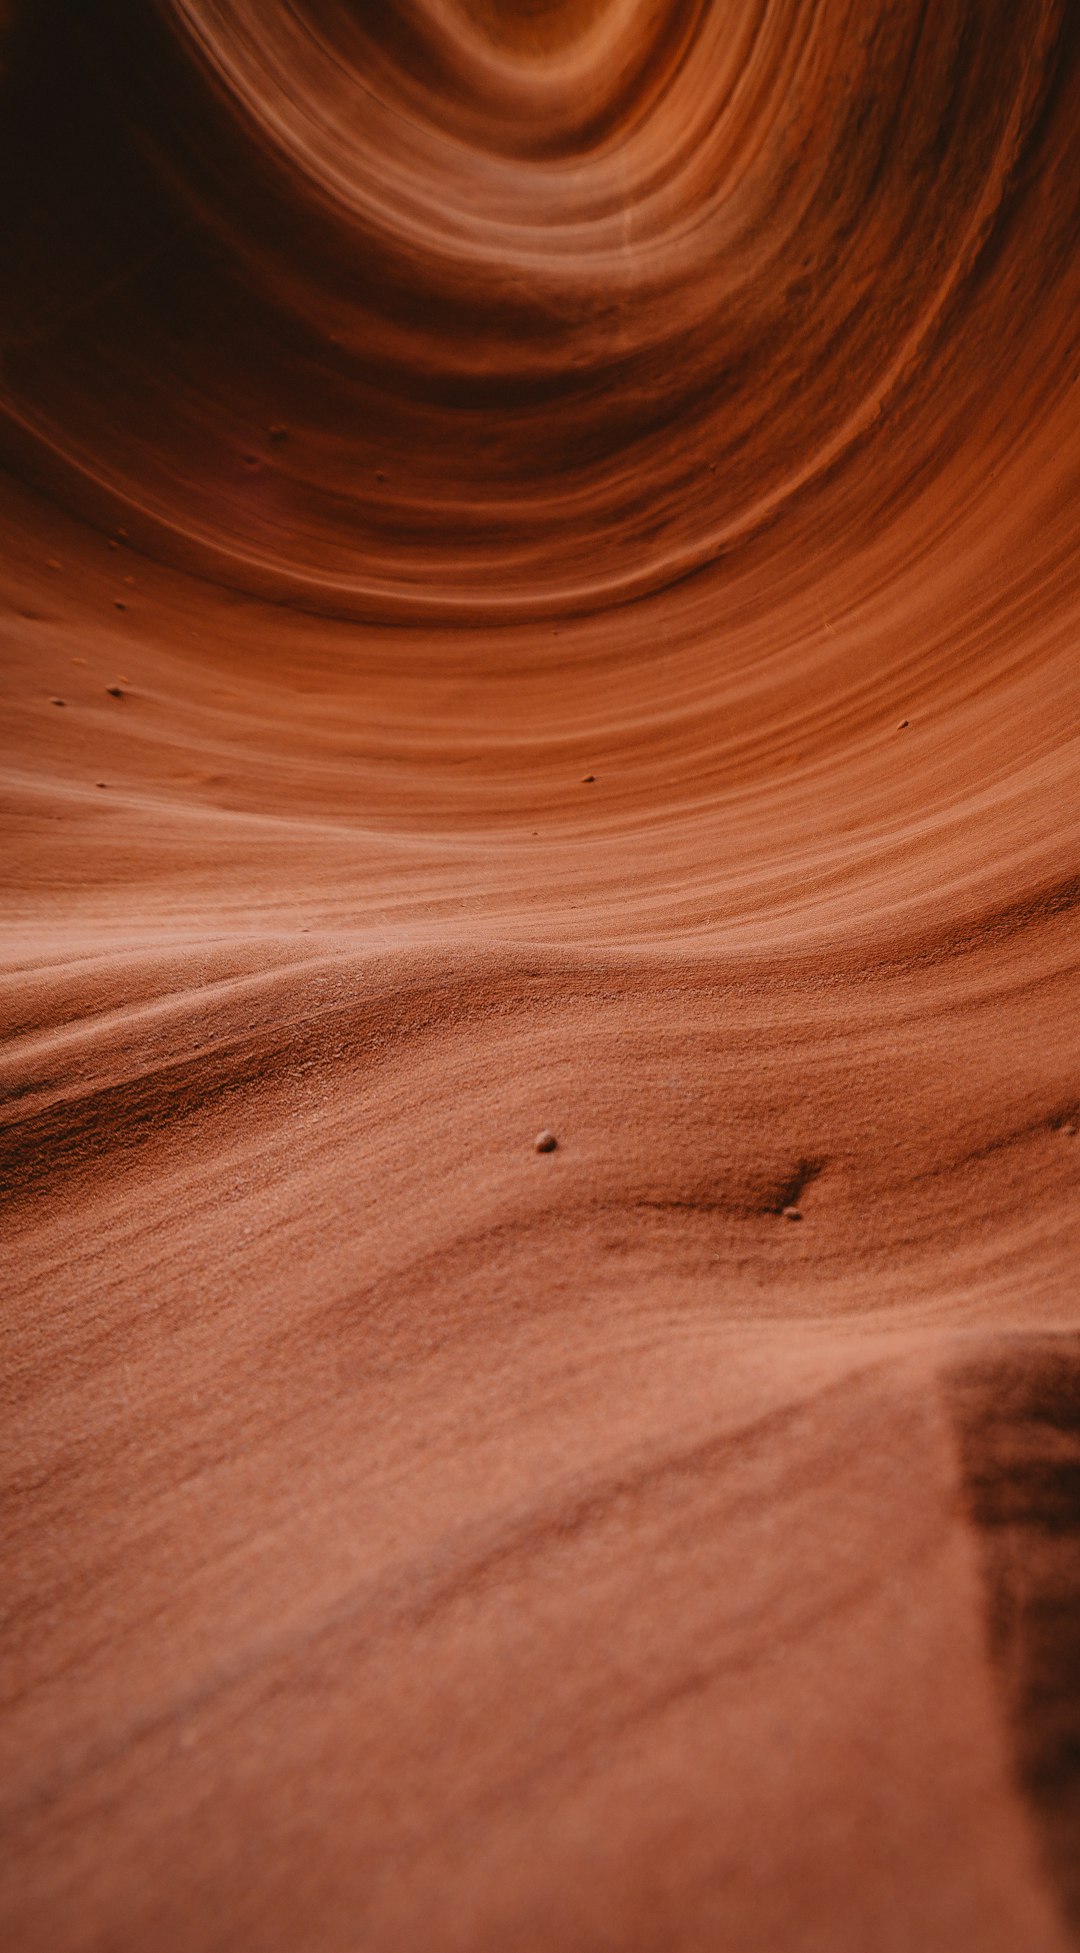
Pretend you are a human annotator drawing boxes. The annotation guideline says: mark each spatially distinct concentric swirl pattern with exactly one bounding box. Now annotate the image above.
[3,0,1078,618]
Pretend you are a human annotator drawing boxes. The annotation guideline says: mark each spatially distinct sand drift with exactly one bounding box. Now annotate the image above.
[2,2,1079,1948]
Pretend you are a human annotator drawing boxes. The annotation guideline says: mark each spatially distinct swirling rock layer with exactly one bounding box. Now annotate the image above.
[2,2,1079,1948]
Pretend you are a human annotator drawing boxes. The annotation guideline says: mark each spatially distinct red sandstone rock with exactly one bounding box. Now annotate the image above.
[1,4,1078,1951]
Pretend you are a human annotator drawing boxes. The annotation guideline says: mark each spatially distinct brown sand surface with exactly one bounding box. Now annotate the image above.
[2,2,1079,1947]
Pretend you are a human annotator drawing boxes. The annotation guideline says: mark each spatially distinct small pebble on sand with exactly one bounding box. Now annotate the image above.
[582,774,596,783]
[107,685,124,697]
[535,1130,558,1153]
[898,720,909,729]
[114,601,126,612]
[50,697,65,706]
[268,424,288,442]
[782,1205,802,1221]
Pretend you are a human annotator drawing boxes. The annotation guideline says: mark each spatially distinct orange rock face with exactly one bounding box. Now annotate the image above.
[2,3,1079,1948]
